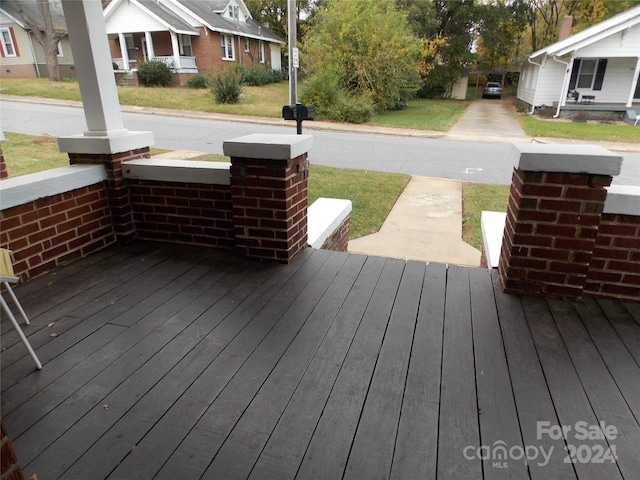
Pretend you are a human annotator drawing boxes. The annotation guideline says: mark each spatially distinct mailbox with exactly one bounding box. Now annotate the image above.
[282,103,315,134]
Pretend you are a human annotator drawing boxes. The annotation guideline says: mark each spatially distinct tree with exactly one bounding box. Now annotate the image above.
[302,0,421,110]
[15,0,66,81]
[475,0,529,83]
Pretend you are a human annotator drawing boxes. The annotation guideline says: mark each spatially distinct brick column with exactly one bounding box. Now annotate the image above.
[69,147,150,242]
[0,147,7,180]
[224,134,313,263]
[499,144,622,299]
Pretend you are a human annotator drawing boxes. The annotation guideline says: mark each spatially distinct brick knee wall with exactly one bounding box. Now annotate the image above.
[585,213,640,300]
[0,184,116,281]
[320,216,350,252]
[128,179,234,249]
[499,169,611,299]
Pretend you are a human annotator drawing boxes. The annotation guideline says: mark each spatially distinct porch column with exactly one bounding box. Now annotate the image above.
[170,31,181,69]
[224,134,313,263]
[59,0,154,241]
[118,32,129,71]
[145,31,155,60]
[627,56,640,107]
[498,144,622,300]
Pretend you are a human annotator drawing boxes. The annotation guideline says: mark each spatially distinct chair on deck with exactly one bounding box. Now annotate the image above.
[0,249,42,370]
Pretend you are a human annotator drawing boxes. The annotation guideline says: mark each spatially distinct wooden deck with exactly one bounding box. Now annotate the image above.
[2,241,639,480]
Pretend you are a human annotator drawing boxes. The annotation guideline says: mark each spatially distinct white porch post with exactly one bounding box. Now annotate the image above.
[59,0,153,153]
[145,31,155,60]
[118,32,129,71]
[170,31,181,69]
[627,56,640,107]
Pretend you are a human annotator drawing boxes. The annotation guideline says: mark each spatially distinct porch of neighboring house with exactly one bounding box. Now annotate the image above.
[2,241,640,480]
[550,101,640,123]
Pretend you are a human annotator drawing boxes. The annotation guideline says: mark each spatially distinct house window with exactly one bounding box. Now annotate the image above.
[1,28,17,57]
[244,38,250,53]
[569,58,608,91]
[228,4,238,20]
[221,34,234,60]
[259,40,264,63]
[180,34,192,56]
[56,41,63,57]
[577,59,596,88]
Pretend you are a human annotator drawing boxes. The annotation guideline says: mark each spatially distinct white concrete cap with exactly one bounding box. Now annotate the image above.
[58,131,155,155]
[122,159,231,185]
[0,164,107,210]
[512,143,622,176]
[481,211,507,269]
[604,185,640,216]
[307,198,352,249]
[223,134,313,160]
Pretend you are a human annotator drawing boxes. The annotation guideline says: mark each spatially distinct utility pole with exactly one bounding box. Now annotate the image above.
[287,0,297,105]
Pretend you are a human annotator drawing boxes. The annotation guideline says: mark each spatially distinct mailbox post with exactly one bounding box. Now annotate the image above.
[282,103,315,134]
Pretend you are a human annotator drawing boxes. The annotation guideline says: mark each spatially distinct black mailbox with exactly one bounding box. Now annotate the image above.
[282,103,315,134]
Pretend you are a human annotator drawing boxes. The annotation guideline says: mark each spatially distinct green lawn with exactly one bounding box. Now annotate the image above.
[462,182,510,251]
[517,113,640,143]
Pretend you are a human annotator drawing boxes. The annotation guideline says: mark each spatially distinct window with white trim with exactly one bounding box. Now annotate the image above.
[228,5,238,20]
[244,38,250,53]
[259,40,264,63]
[125,34,136,62]
[179,34,192,56]
[56,41,63,57]
[221,34,234,60]
[1,28,17,57]
[576,59,596,88]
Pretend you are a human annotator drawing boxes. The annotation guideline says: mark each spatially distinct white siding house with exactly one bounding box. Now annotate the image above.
[517,5,640,119]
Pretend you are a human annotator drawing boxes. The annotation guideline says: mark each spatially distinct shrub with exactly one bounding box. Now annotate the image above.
[572,110,588,123]
[300,71,340,111]
[242,65,271,86]
[211,67,244,104]
[186,73,209,89]
[300,71,373,124]
[137,60,173,87]
[327,94,374,124]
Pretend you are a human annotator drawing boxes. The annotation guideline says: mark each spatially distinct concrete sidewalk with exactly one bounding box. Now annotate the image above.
[348,176,481,266]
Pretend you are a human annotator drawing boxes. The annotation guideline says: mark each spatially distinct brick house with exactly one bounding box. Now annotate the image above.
[104,0,285,86]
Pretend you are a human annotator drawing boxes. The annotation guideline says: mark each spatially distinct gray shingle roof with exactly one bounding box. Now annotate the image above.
[0,0,67,31]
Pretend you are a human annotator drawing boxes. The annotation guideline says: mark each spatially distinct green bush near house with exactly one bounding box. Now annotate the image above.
[211,67,244,104]
[242,65,282,86]
[137,60,173,87]
[186,73,210,89]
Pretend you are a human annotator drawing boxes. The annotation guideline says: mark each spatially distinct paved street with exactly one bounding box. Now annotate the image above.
[1,96,639,185]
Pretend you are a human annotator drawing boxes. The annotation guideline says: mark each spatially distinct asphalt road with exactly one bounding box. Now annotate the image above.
[1,99,638,185]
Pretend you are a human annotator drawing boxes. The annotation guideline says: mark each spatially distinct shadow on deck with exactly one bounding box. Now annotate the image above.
[2,241,639,479]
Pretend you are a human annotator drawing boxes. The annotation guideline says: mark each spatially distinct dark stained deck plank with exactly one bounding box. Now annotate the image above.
[343,260,425,480]
[247,255,388,480]
[294,258,406,480]
[28,248,325,480]
[491,272,576,480]
[551,299,640,479]
[523,297,623,480]
[437,264,482,479]
[390,262,447,480]
[470,268,529,480]
[72,248,339,480]
[2,241,639,480]
[200,253,369,480]
[596,298,640,366]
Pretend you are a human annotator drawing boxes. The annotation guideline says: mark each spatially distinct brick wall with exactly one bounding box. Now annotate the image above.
[0,183,115,281]
[128,179,234,249]
[499,169,610,298]
[497,144,640,302]
[0,147,7,179]
[585,213,640,301]
[320,216,350,252]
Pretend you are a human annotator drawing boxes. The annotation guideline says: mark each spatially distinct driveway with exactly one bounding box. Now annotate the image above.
[447,98,530,143]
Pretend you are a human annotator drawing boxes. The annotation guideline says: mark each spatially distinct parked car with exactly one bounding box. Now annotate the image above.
[482,82,502,99]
